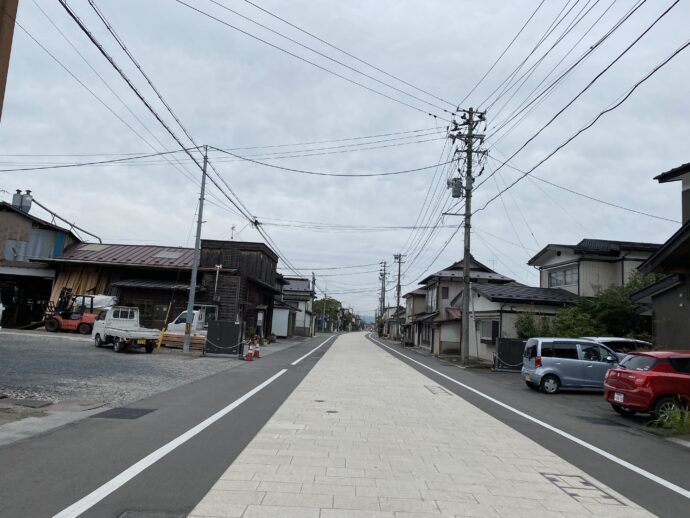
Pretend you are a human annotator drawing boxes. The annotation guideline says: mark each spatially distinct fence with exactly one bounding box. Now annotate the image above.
[494,338,526,371]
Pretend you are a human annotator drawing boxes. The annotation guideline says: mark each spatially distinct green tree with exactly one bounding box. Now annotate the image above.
[515,311,554,339]
[552,306,604,337]
[313,297,342,324]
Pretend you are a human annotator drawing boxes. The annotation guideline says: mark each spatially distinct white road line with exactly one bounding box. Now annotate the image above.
[52,369,288,518]
[368,335,690,500]
[291,335,336,365]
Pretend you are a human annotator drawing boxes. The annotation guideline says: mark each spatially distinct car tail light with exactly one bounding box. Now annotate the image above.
[634,374,651,387]
[535,356,542,368]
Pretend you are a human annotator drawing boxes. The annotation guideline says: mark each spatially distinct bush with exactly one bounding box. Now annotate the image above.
[650,405,690,434]
[515,312,553,339]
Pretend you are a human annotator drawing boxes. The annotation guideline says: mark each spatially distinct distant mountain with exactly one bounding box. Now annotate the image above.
[360,314,375,324]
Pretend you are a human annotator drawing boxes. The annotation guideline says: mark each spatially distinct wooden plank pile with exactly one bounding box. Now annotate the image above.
[160,332,206,351]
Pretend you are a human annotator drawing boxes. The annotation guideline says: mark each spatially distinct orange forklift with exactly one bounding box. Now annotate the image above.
[44,288,97,334]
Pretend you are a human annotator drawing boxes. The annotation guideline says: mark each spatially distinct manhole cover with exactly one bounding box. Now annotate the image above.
[541,473,626,505]
[92,408,155,420]
[424,385,451,395]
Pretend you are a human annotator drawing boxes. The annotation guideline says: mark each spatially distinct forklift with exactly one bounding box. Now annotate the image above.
[44,288,97,335]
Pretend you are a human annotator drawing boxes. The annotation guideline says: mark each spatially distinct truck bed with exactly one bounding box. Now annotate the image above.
[101,326,161,341]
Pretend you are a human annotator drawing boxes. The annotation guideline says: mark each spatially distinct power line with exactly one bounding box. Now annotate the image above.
[457,0,546,107]
[475,36,690,214]
[175,0,451,120]
[476,0,679,192]
[209,146,453,177]
[240,0,457,109]
[206,0,451,115]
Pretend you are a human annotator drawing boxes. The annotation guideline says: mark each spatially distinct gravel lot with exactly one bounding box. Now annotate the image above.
[0,330,301,407]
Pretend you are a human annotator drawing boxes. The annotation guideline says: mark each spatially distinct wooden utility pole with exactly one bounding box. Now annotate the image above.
[0,0,18,122]
[183,145,208,353]
[448,108,485,366]
[393,254,404,338]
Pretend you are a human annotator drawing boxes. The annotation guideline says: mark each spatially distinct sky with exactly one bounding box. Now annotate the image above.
[1,0,688,317]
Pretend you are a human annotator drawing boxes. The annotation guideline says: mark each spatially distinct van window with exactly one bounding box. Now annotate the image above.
[540,343,553,357]
[524,344,536,359]
[553,342,579,359]
[581,344,610,362]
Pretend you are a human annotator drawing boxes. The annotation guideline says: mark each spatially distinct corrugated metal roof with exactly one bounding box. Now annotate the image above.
[48,243,194,269]
[574,239,660,255]
[0,202,82,242]
[111,279,203,291]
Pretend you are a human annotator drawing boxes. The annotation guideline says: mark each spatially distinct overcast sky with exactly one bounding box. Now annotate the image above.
[1,0,688,316]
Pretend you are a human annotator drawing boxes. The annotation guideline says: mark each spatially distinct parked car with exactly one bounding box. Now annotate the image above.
[522,338,618,393]
[582,337,653,359]
[604,351,690,418]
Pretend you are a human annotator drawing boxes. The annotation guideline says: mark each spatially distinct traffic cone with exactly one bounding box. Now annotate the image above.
[244,342,254,361]
[254,340,261,359]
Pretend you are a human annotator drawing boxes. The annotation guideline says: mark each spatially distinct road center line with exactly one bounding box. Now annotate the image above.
[52,368,288,518]
[291,335,336,365]
[368,335,690,500]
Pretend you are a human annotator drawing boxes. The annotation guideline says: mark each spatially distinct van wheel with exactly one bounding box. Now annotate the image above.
[525,381,539,390]
[611,404,636,417]
[652,396,682,420]
[540,375,561,394]
[94,334,103,347]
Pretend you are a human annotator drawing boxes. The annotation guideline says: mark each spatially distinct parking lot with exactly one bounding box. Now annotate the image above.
[0,329,305,410]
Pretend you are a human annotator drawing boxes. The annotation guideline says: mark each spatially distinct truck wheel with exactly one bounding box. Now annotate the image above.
[94,334,103,347]
[77,323,92,335]
[113,340,125,353]
[45,318,60,332]
[145,342,154,354]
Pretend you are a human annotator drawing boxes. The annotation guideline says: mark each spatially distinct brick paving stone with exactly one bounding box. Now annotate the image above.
[188,333,653,517]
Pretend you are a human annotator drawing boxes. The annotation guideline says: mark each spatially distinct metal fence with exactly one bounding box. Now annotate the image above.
[494,338,526,371]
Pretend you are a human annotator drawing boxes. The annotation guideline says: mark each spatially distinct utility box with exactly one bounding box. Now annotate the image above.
[449,178,463,198]
[205,320,243,356]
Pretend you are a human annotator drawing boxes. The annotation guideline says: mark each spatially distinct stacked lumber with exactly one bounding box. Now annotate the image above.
[160,332,206,351]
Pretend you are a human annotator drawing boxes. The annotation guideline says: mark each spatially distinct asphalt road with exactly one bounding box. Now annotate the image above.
[369,335,690,518]
[0,333,336,518]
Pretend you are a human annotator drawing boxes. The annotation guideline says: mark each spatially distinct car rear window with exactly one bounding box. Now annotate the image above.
[553,342,579,359]
[669,357,690,373]
[524,344,537,359]
[620,355,657,371]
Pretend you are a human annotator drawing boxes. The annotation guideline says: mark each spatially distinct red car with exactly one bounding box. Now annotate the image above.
[604,351,690,418]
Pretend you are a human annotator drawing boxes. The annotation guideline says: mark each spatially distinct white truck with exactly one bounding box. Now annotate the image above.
[92,306,161,354]
[166,306,217,334]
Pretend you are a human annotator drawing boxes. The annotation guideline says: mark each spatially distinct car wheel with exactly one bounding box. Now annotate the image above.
[94,334,103,347]
[611,404,636,417]
[45,318,60,332]
[77,323,91,335]
[525,380,539,391]
[540,374,561,394]
[652,396,682,420]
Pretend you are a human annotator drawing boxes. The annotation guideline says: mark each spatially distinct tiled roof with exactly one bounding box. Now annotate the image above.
[45,243,194,269]
[474,284,578,305]
[574,239,660,255]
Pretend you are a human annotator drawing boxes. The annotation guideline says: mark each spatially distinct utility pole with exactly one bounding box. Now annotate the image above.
[448,108,485,366]
[379,261,387,318]
[0,0,18,122]
[311,271,316,336]
[183,145,208,353]
[321,293,327,332]
[393,254,404,338]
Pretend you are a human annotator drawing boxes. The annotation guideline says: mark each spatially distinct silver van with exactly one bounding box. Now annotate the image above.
[521,338,618,393]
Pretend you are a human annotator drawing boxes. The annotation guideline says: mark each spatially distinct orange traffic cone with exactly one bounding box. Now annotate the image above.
[244,341,254,361]
[254,340,261,359]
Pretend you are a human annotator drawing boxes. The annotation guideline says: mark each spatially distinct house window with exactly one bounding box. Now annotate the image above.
[441,287,449,300]
[548,267,578,287]
[478,320,498,345]
[426,285,438,312]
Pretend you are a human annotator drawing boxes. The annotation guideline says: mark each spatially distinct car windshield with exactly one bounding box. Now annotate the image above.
[619,354,657,371]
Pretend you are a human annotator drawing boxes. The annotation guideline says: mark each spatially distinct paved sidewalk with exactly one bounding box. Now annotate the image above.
[189,332,653,518]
